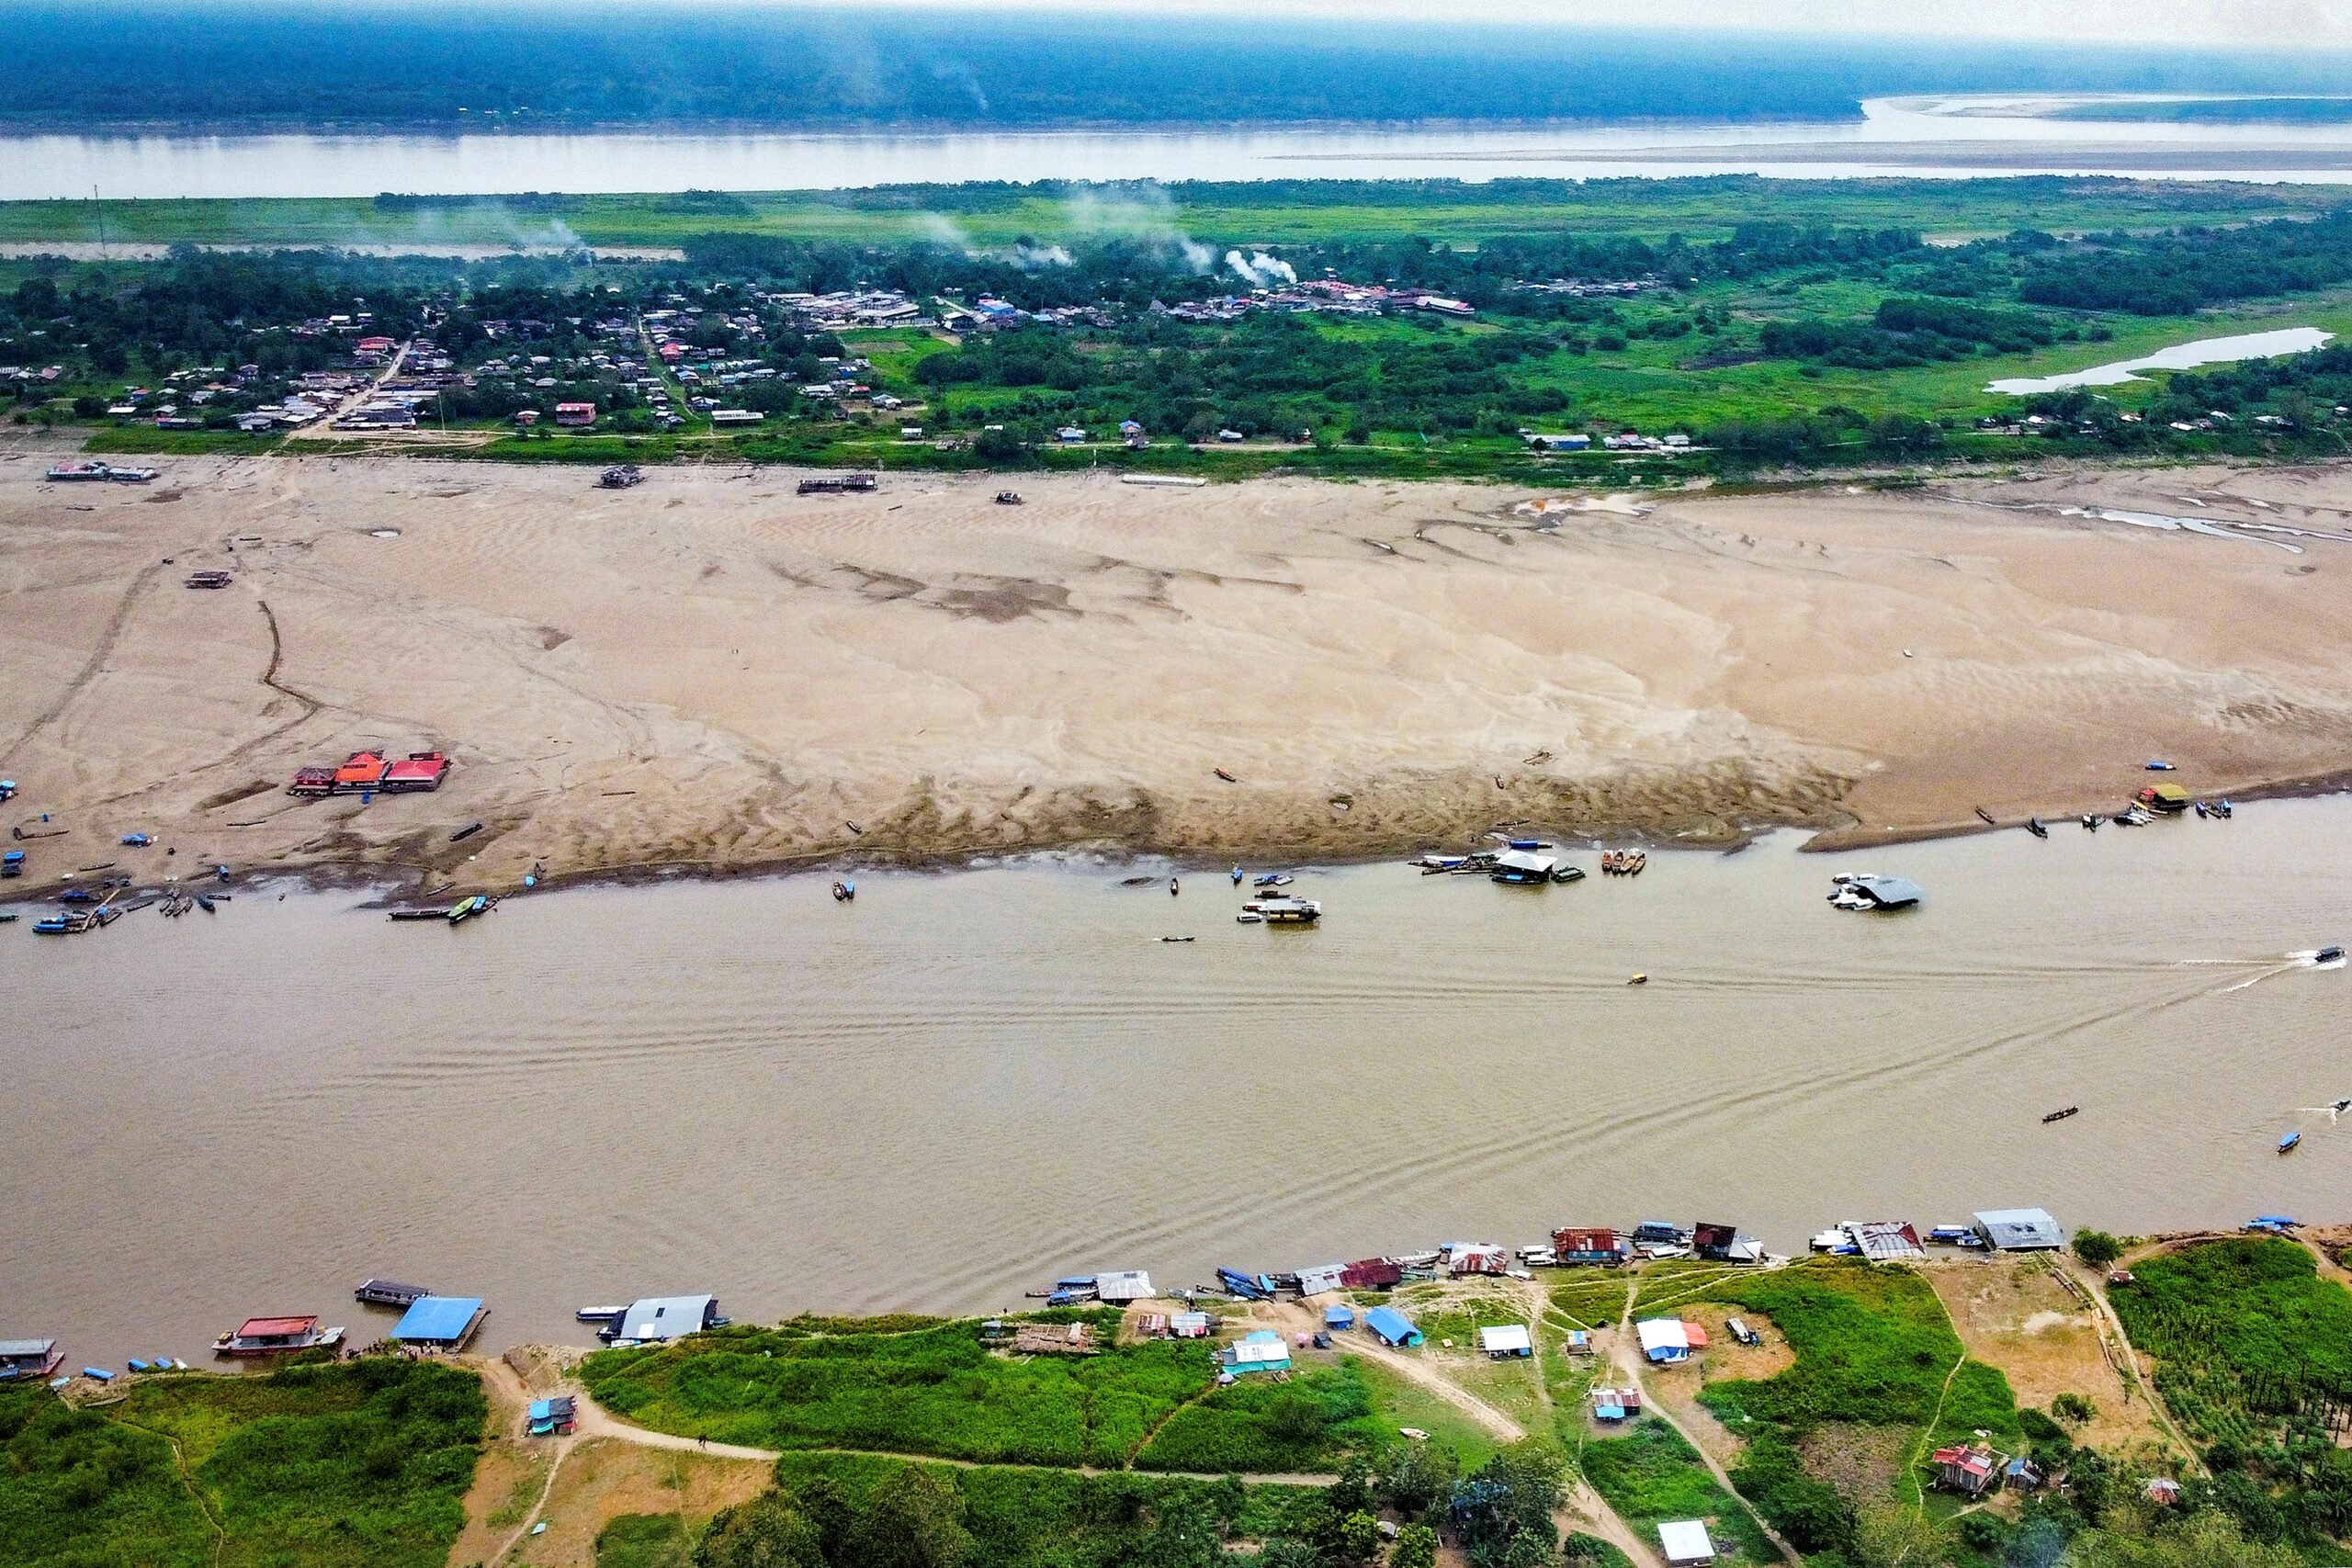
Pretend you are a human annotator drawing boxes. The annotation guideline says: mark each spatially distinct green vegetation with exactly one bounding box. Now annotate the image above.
[750,1452,1332,1568]
[1352,1359,1502,1471]
[1133,1363,1378,1474]
[0,1358,484,1568]
[2106,1238,2352,1545]
[579,1313,1213,1469]
[595,1511,697,1568]
[1580,1419,1776,1562]
[1548,1273,1633,1330]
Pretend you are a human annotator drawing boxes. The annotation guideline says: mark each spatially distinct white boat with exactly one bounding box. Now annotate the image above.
[1251,897,1322,924]
[1235,911,1264,924]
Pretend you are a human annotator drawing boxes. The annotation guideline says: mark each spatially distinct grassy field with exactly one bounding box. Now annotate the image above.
[1581,1418,1778,1562]
[1353,1358,1506,1471]
[1131,1362,1380,1474]
[0,1359,485,1568]
[578,1312,1216,1470]
[7,176,2346,252]
[2107,1237,2352,1452]
[766,1451,1329,1566]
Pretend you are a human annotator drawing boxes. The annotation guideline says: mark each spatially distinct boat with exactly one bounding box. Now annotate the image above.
[447,894,490,924]
[2215,799,2233,819]
[1489,850,1559,885]
[1159,935,1195,942]
[56,888,96,904]
[574,1305,627,1324]
[0,913,17,924]
[355,1279,433,1308]
[1230,865,1243,884]
[449,821,484,842]
[831,880,855,902]
[2316,946,2344,964]
[1213,768,1237,783]
[1250,897,1321,924]
[1627,973,1647,986]
[120,833,153,847]
[1253,874,1292,888]
[1235,911,1264,923]
[1552,865,1586,883]
[2279,1132,2302,1155]
[1974,807,1996,826]
[2027,818,2049,838]
[213,1315,345,1357]
[993,491,1023,505]
[2195,801,2210,818]
[45,461,159,483]
[2041,1106,2080,1123]
[1414,855,1468,874]
[2145,761,2177,771]
[196,894,215,913]
[386,907,447,921]
[2083,814,2101,830]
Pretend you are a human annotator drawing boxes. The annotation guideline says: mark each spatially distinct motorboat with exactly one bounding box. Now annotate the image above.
[2026,818,2048,838]
[2315,945,2344,964]
[2279,1132,2302,1155]
[831,881,855,902]
[1250,897,1322,924]
[1235,911,1264,924]
[2041,1106,2079,1123]
[1252,874,1292,888]
[2083,814,2101,830]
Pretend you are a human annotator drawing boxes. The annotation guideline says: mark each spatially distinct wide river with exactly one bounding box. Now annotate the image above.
[15,96,2352,200]
[5,796,2349,1368]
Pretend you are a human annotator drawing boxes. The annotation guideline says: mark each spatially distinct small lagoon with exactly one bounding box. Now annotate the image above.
[1987,326,2335,395]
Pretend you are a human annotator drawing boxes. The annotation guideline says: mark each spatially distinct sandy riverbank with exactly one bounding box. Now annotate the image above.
[4,451,2352,889]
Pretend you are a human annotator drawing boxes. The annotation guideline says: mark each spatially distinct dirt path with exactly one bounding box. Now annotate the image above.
[1611,1292,1801,1567]
[2073,1263,2204,1472]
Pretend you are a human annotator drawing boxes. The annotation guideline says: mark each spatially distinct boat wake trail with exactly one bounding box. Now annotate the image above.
[2204,951,2342,994]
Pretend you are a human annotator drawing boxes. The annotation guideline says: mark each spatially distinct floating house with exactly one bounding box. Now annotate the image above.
[354,1279,432,1308]
[1340,1258,1404,1290]
[1448,1243,1510,1276]
[1365,1306,1423,1348]
[1489,850,1559,885]
[1692,1223,1766,1264]
[1659,1520,1717,1566]
[1636,1318,1691,1364]
[1551,1227,1628,1266]
[214,1315,345,1357]
[1294,1263,1348,1297]
[390,1295,488,1351]
[1845,1221,1927,1262]
[1844,875,1924,909]
[1093,1270,1155,1304]
[1973,1209,2064,1251]
[0,1339,62,1379]
[1479,1325,1533,1359]
[1224,1331,1292,1376]
[604,1294,726,1345]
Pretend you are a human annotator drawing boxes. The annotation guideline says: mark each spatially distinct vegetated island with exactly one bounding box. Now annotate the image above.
[7,1230,2349,1568]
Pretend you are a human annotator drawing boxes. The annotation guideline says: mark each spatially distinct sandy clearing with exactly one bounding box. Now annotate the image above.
[7,452,2352,888]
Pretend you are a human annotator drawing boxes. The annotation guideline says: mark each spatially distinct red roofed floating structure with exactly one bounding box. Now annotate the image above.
[380,751,451,792]
[213,1314,345,1357]
[1552,1227,1628,1266]
[1340,1258,1403,1291]
[290,749,448,796]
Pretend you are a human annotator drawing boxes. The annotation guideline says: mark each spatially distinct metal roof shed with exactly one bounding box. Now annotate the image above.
[1660,1520,1716,1566]
[390,1295,486,1348]
[1973,1209,2064,1251]
[1094,1270,1155,1303]
[1479,1325,1533,1359]
[1849,1221,1927,1262]
[1853,875,1924,908]
[1295,1263,1347,1296]
[615,1294,720,1343]
[1636,1318,1691,1362]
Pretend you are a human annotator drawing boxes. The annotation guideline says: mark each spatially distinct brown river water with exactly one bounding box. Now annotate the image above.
[6,800,2349,1370]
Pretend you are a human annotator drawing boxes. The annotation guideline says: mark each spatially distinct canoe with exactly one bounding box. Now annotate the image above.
[2279,1132,2302,1155]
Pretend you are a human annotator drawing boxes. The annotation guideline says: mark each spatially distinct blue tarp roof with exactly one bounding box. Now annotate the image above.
[1364,1306,1420,1344]
[392,1295,483,1342]
[1323,1304,1355,1325]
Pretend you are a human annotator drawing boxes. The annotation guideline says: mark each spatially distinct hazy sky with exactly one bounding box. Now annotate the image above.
[846,0,2352,51]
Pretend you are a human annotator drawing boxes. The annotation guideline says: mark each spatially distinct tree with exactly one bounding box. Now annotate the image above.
[1382,1441,1461,1518]
[1391,1523,1440,1568]
[2073,1231,2122,1269]
[1334,1511,1385,1565]
[849,1465,973,1568]
[695,1491,826,1568]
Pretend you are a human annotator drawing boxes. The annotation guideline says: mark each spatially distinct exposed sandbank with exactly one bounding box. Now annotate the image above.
[5,451,2352,889]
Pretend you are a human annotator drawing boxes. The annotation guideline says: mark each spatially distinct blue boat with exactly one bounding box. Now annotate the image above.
[120,833,152,847]
[1216,1268,1274,1301]
[2279,1132,2301,1155]
[128,1359,150,1371]
[2145,761,2177,771]
[82,1368,112,1382]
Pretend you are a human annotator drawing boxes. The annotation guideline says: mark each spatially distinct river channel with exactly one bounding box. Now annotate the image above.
[16,96,2352,200]
[5,798,2348,1368]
